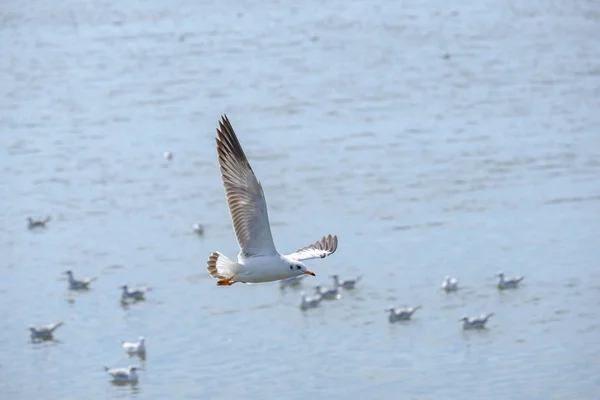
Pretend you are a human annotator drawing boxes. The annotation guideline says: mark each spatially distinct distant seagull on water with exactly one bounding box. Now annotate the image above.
[27,216,51,229]
[496,272,524,289]
[442,276,459,292]
[330,274,362,289]
[104,365,139,383]
[461,313,494,329]
[64,270,96,290]
[386,306,421,322]
[299,292,322,310]
[120,285,150,301]
[164,151,173,161]
[206,115,338,286]
[29,321,64,341]
[122,336,146,355]
[192,222,204,236]
[279,275,308,290]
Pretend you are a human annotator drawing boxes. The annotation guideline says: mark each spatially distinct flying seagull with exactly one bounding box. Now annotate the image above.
[206,115,338,286]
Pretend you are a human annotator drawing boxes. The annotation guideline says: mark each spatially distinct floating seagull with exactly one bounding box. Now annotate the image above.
[460,313,495,329]
[29,321,64,341]
[442,276,459,292]
[64,270,96,290]
[386,306,421,322]
[122,336,146,355]
[299,292,322,310]
[279,275,308,290]
[192,222,204,236]
[164,151,173,161]
[206,115,338,286]
[27,216,51,229]
[330,274,362,289]
[314,284,341,300]
[120,285,150,301]
[104,365,139,383]
[496,272,524,289]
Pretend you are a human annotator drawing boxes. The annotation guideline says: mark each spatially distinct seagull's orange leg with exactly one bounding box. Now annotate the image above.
[217,275,237,286]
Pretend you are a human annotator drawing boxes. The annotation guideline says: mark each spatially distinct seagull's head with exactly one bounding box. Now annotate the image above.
[138,336,145,343]
[459,316,469,322]
[128,366,138,372]
[496,272,505,278]
[287,260,315,277]
[64,270,73,276]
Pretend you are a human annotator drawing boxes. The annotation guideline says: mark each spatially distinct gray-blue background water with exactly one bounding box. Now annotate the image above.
[1,0,599,398]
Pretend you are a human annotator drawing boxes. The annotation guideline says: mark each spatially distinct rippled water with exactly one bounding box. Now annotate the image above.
[1,0,600,399]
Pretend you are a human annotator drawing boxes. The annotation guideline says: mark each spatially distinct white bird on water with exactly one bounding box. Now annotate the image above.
[122,336,146,355]
[192,222,204,236]
[299,292,322,310]
[104,365,139,382]
[29,321,64,340]
[206,115,338,286]
[164,151,173,161]
[330,274,362,289]
[460,313,495,329]
[442,276,459,292]
[27,216,51,229]
[120,285,150,301]
[387,306,421,322]
[279,275,308,290]
[314,284,341,300]
[64,270,96,290]
[496,272,524,289]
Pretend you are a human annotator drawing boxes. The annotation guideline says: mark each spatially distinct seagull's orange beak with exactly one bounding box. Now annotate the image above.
[305,270,315,276]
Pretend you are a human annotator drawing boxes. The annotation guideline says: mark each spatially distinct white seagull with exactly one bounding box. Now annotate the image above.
[314,284,341,300]
[27,216,51,229]
[442,276,459,292]
[104,365,139,382]
[192,222,204,236]
[120,285,150,301]
[206,115,338,286]
[460,312,495,329]
[29,321,64,340]
[64,270,96,290]
[386,306,421,322]
[299,292,322,310]
[122,336,146,355]
[496,272,524,289]
[279,275,308,290]
[164,151,173,161]
[330,274,362,289]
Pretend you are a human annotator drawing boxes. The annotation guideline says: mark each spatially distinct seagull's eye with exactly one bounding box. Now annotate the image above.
[289,265,293,270]
[297,265,301,270]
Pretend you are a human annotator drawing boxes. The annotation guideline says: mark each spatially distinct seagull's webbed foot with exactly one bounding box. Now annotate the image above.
[217,275,237,286]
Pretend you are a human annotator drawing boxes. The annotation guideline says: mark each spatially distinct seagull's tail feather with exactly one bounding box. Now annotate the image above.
[485,312,495,320]
[42,216,51,224]
[207,252,243,281]
[49,321,64,332]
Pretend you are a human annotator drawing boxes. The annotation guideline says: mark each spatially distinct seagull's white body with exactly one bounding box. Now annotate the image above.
[122,337,146,354]
[300,292,322,310]
[164,151,173,161]
[192,223,204,235]
[331,274,362,289]
[27,216,50,229]
[104,365,139,382]
[442,276,459,292]
[387,306,421,322]
[314,284,341,300]
[120,285,149,301]
[65,270,96,290]
[279,275,308,289]
[461,313,494,329]
[29,321,64,340]
[206,116,338,286]
[497,272,524,289]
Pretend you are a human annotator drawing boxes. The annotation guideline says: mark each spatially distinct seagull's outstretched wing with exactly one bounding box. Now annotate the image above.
[216,115,277,258]
[286,234,338,261]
